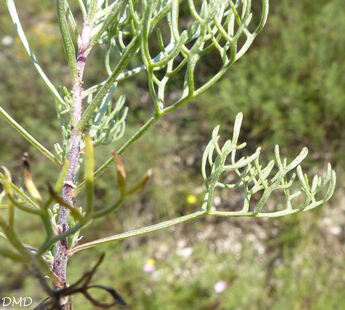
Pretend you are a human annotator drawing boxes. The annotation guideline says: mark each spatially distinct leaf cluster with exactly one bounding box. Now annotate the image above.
[201,113,336,218]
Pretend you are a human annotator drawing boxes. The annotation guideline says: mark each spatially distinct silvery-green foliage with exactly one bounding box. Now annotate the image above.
[202,113,336,217]
[87,85,128,146]
[0,0,337,302]
[78,0,269,130]
[54,88,73,161]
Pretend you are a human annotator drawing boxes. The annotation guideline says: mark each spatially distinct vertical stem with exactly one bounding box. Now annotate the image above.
[53,20,92,309]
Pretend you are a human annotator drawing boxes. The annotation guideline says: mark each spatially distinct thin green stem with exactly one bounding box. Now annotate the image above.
[57,0,78,81]
[0,247,29,263]
[208,202,324,217]
[4,0,66,108]
[92,197,124,219]
[6,195,42,216]
[37,222,84,256]
[71,210,206,255]
[0,215,31,259]
[162,66,230,115]
[40,212,54,244]
[71,197,328,256]
[77,0,86,18]
[0,107,61,166]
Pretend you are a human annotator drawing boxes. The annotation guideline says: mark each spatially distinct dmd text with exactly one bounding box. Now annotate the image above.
[1,297,33,307]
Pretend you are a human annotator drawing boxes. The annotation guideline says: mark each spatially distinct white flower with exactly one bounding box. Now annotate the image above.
[214,280,228,293]
[143,258,156,274]
[2,35,13,46]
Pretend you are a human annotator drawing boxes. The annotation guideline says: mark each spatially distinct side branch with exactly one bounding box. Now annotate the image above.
[71,196,332,256]
[70,210,206,255]
[4,0,66,107]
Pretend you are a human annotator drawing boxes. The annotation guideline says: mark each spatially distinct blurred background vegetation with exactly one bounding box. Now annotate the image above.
[0,0,344,309]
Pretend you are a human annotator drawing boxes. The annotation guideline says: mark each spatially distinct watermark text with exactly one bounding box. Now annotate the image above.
[1,297,32,307]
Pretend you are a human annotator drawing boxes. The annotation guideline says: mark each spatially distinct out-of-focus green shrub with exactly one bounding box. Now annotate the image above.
[199,0,345,172]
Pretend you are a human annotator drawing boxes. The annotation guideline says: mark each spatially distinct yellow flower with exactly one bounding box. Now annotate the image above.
[143,258,156,273]
[186,194,197,204]
[146,258,155,265]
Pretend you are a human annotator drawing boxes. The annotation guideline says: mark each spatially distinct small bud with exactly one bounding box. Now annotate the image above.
[126,169,153,196]
[23,153,42,201]
[112,152,127,196]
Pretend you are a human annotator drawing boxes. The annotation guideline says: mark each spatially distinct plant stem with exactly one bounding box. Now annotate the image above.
[53,17,92,309]
[5,0,66,108]
[76,35,140,131]
[71,210,206,255]
[71,200,328,256]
